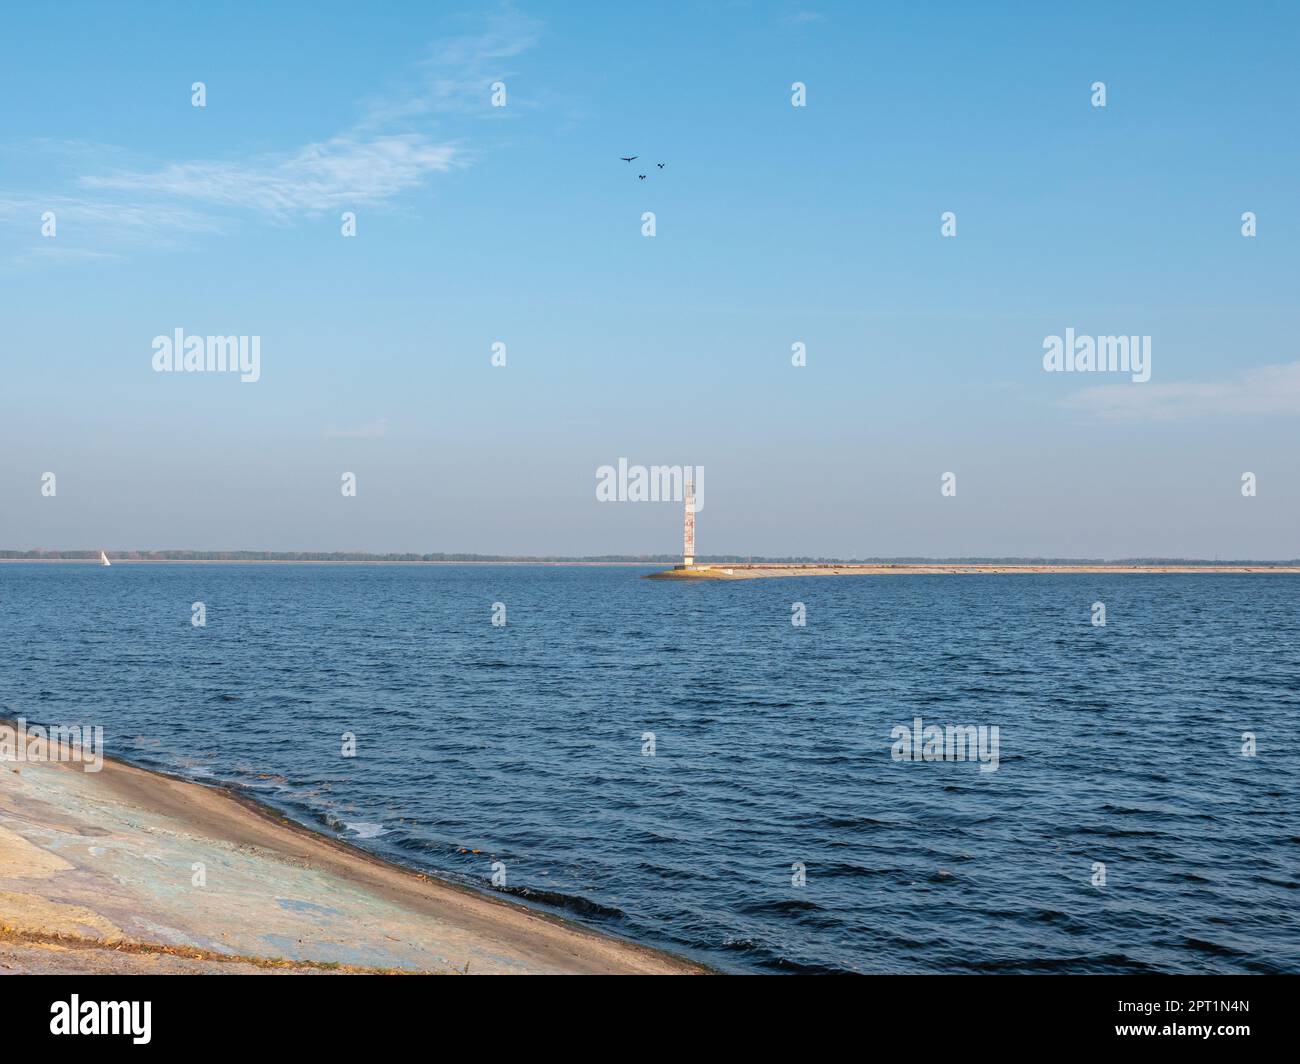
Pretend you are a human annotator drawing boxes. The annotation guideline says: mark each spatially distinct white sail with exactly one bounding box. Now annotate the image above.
[100,551,111,567]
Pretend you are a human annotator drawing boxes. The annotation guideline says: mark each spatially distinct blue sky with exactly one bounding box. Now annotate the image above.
[2,1,1298,557]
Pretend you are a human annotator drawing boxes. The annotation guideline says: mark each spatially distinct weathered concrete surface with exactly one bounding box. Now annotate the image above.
[0,735,703,975]
[647,563,1300,580]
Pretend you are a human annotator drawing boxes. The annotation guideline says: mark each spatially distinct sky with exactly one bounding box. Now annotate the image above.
[1,1,1297,558]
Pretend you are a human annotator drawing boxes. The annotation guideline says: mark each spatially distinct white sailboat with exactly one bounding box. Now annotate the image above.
[100,551,111,567]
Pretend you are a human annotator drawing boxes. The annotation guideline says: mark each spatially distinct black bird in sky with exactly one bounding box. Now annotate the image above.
[657,162,665,169]
[620,155,637,162]
[638,174,646,180]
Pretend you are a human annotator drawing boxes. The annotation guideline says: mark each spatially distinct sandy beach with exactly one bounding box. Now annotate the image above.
[0,725,703,975]
[647,563,1300,580]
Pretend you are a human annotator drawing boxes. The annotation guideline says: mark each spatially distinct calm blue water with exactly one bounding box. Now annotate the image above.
[3,564,1298,973]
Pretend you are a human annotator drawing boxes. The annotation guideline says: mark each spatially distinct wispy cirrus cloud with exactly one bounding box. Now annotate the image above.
[1,11,539,260]
[358,10,541,127]
[0,192,222,269]
[80,134,459,215]
[11,245,123,266]
[1064,361,1300,422]
[79,12,540,218]
[0,192,222,234]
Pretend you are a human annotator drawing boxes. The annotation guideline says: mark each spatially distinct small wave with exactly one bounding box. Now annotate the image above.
[1180,937,1251,959]
[735,897,824,916]
[957,953,1160,974]
[391,835,442,853]
[814,815,887,830]
[1068,824,1171,839]
[495,885,625,920]
[754,956,850,975]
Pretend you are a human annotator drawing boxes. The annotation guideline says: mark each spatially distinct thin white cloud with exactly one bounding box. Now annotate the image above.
[81,135,459,214]
[0,192,222,260]
[79,14,539,216]
[1,11,539,258]
[10,245,124,266]
[0,192,218,227]
[359,11,541,127]
[1064,361,1300,422]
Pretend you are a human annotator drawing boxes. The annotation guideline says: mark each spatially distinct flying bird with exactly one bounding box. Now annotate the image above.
[620,156,637,162]
[638,174,646,180]
[657,162,665,169]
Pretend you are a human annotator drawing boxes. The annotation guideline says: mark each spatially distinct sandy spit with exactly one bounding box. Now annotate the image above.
[647,564,1300,580]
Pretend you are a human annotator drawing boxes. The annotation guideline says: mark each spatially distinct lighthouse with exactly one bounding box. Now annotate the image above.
[682,475,696,567]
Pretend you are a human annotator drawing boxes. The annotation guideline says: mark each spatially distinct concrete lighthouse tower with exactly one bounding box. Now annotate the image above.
[682,475,696,567]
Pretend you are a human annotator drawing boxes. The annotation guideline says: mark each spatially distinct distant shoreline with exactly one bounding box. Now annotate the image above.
[5,553,1300,567]
[0,558,660,566]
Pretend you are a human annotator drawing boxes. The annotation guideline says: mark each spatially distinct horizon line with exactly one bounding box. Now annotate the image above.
[4,550,1299,566]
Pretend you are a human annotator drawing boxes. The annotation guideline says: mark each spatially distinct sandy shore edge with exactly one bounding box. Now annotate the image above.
[0,721,707,975]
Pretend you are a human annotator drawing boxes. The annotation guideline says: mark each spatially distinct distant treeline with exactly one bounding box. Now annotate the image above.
[2,550,673,562]
[3,550,1299,566]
